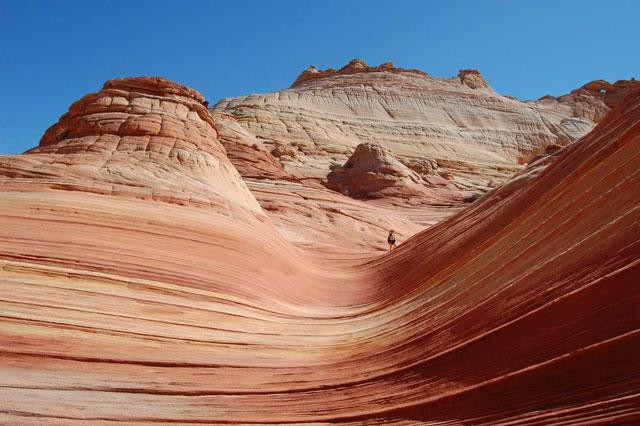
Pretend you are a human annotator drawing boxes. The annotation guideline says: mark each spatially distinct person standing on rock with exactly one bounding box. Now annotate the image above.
[387,230,397,251]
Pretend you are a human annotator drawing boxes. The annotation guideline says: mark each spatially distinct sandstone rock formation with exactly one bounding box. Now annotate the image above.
[209,114,444,252]
[458,68,489,88]
[292,58,427,87]
[213,112,291,181]
[214,58,636,195]
[0,77,638,423]
[327,143,423,198]
[327,143,457,201]
[0,76,261,215]
[211,59,638,252]
[540,78,640,120]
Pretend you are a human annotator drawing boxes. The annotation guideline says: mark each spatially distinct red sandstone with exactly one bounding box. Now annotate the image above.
[0,77,638,424]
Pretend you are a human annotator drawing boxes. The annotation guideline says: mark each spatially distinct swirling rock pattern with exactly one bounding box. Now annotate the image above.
[0,77,638,424]
[213,59,638,191]
[1,76,261,214]
[212,60,638,252]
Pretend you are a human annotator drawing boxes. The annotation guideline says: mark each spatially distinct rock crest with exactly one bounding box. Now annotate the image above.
[292,58,428,86]
[458,69,489,89]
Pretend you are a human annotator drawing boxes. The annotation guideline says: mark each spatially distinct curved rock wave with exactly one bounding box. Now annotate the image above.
[0,81,638,423]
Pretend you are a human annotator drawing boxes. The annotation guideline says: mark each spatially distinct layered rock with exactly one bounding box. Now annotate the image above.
[0,76,262,215]
[213,58,631,196]
[213,112,291,181]
[210,60,640,251]
[0,78,638,424]
[292,58,428,87]
[327,143,457,201]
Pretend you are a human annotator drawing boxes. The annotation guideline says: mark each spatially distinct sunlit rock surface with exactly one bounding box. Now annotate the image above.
[326,143,458,201]
[0,76,261,215]
[211,60,638,252]
[0,76,639,423]
[214,59,638,190]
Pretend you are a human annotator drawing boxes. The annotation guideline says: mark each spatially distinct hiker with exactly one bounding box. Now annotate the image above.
[387,230,397,251]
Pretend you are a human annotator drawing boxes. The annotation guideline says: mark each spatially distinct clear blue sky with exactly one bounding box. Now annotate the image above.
[1,0,638,154]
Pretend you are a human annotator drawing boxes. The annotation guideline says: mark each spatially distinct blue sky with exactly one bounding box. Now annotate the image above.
[1,0,638,154]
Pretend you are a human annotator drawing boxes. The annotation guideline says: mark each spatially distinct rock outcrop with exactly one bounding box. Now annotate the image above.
[327,143,456,200]
[458,68,489,89]
[0,76,638,423]
[565,78,638,105]
[292,58,428,87]
[327,143,422,198]
[0,76,262,215]
[214,58,629,196]
[211,60,639,251]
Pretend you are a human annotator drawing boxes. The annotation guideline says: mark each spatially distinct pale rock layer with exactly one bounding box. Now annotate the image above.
[213,59,637,194]
[212,60,638,251]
